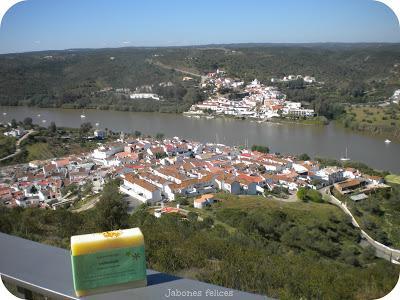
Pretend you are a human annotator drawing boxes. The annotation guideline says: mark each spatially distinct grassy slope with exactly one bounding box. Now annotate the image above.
[25,143,54,161]
[173,193,399,299]
[341,105,400,140]
[386,174,400,185]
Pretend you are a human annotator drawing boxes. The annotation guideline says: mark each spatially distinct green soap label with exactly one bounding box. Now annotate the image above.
[71,245,146,291]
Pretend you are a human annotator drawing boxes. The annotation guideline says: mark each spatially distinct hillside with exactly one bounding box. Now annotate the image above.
[1,44,400,118]
[0,185,398,299]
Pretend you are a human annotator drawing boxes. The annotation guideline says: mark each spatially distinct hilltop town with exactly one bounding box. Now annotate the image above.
[186,70,316,120]
[0,132,390,211]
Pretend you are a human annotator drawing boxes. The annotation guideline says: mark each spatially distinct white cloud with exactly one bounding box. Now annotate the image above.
[0,0,25,28]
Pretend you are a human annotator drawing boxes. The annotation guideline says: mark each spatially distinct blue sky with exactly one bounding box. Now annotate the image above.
[0,0,399,54]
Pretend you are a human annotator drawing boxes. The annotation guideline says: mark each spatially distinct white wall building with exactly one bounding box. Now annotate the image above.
[130,93,160,100]
[92,144,124,160]
[120,175,162,204]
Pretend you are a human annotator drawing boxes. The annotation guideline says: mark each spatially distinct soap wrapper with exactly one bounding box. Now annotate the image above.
[71,228,147,297]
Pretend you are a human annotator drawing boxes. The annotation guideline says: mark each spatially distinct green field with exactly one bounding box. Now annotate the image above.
[347,106,400,127]
[26,143,55,161]
[341,105,400,140]
[385,174,400,185]
[0,131,16,159]
[340,183,400,248]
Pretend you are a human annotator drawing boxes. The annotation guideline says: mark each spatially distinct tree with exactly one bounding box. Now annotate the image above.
[134,130,142,138]
[95,180,128,231]
[297,188,308,201]
[298,153,310,161]
[176,197,189,206]
[202,216,214,228]
[187,211,198,222]
[79,122,92,137]
[297,187,323,203]
[361,246,376,262]
[81,181,93,196]
[155,152,168,159]
[49,122,57,133]
[11,119,18,128]
[23,117,33,128]
[251,145,269,154]
[156,133,165,141]
[30,185,38,194]
[307,189,323,203]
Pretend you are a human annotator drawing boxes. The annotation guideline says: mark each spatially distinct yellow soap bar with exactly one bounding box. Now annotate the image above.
[71,228,147,297]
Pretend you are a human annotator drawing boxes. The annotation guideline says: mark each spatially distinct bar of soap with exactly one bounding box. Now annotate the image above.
[71,228,147,297]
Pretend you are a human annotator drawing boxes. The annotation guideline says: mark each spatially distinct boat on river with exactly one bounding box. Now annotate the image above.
[340,147,350,161]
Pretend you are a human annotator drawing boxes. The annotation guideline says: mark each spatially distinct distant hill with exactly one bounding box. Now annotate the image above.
[1,44,399,117]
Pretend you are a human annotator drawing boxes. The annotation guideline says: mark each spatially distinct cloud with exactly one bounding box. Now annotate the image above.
[0,0,25,28]
[375,0,400,26]
[122,41,131,44]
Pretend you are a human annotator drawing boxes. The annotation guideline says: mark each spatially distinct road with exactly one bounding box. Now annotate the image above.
[0,130,35,162]
[322,186,400,264]
[147,59,208,85]
[72,196,100,212]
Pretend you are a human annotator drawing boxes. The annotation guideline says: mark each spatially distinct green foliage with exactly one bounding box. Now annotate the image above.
[49,122,57,133]
[298,153,310,161]
[340,105,400,140]
[155,133,165,141]
[0,48,200,113]
[10,119,17,128]
[94,179,128,231]
[0,191,398,299]
[155,152,168,159]
[61,183,79,197]
[187,211,198,222]
[0,134,16,159]
[346,184,400,248]
[316,157,389,177]
[23,117,33,129]
[251,145,269,153]
[297,187,323,203]
[81,181,93,196]
[79,122,93,137]
[176,197,189,206]
[2,45,399,120]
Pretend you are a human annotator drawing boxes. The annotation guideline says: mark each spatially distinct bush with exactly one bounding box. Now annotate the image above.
[298,153,310,161]
[297,187,323,203]
[251,145,269,154]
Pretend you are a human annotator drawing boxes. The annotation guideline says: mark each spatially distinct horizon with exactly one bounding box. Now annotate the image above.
[2,41,400,56]
[0,0,400,54]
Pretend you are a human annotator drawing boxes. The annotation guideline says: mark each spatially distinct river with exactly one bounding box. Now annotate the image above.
[1,106,399,173]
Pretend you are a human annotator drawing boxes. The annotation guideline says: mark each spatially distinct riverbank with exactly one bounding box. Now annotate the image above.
[1,106,400,173]
[337,105,400,143]
[184,111,329,126]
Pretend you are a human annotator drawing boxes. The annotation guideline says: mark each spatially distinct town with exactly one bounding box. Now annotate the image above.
[0,130,390,214]
[186,70,315,119]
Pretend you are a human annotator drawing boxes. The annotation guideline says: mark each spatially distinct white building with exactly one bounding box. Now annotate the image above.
[4,128,25,138]
[316,167,344,185]
[120,174,162,204]
[304,76,316,84]
[92,144,124,160]
[130,93,160,100]
[94,130,106,139]
[194,194,214,209]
